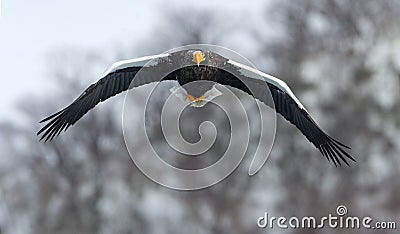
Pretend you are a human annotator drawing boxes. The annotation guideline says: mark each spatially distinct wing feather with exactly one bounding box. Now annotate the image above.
[38,54,172,141]
[218,61,355,166]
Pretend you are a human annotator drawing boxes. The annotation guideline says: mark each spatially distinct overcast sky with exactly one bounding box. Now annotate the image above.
[0,0,267,123]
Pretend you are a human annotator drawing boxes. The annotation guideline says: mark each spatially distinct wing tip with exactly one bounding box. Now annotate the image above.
[37,110,67,142]
[319,138,355,167]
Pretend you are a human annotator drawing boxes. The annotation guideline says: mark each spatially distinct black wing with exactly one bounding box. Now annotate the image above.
[217,61,355,166]
[38,54,173,141]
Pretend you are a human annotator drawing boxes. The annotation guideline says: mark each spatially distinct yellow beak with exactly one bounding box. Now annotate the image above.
[192,52,205,66]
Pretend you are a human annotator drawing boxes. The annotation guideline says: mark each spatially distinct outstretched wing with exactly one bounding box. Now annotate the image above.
[217,60,355,166]
[38,53,172,142]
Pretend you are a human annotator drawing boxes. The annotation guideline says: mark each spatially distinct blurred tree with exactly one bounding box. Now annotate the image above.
[0,8,267,234]
[256,0,400,233]
[0,1,399,234]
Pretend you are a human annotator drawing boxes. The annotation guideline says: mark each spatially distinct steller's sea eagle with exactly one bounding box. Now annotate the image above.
[38,50,355,166]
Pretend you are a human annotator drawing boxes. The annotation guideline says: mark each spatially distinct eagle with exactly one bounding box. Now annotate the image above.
[38,50,355,166]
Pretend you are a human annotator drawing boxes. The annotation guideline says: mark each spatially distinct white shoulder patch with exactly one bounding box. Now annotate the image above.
[228,60,306,110]
[100,53,170,79]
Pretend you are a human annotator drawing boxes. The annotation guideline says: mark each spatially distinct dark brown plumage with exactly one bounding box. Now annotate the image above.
[38,49,354,166]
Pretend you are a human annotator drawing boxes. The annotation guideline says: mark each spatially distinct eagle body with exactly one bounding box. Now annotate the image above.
[175,65,219,98]
[38,49,355,166]
[172,50,228,98]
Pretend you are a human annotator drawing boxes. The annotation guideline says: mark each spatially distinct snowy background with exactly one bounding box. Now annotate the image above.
[0,0,399,233]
